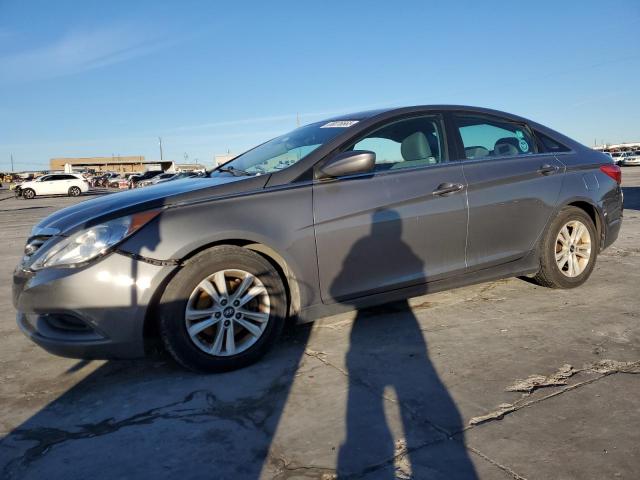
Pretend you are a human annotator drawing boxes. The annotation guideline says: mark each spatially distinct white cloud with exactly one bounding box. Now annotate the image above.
[0,24,174,83]
[169,100,404,133]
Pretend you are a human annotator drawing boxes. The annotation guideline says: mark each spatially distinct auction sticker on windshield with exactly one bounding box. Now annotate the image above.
[320,121,359,128]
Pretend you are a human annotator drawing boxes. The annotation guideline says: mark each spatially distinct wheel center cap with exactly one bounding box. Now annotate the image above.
[223,306,235,318]
[570,245,575,253]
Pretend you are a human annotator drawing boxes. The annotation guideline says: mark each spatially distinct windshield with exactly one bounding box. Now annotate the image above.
[211,120,359,177]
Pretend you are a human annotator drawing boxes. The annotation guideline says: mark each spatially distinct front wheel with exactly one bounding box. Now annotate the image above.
[68,186,81,197]
[159,245,287,372]
[22,188,35,199]
[533,206,597,289]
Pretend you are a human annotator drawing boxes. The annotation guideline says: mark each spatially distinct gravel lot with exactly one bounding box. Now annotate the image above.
[1,170,639,479]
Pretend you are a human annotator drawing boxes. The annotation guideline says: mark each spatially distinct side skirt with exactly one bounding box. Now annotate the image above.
[296,251,539,324]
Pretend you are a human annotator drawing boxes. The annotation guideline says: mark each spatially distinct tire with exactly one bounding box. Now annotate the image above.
[533,206,598,289]
[22,188,35,199]
[68,186,81,197]
[159,245,287,372]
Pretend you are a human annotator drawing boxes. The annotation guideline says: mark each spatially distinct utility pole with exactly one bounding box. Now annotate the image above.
[10,153,14,172]
[296,112,300,127]
[158,137,164,161]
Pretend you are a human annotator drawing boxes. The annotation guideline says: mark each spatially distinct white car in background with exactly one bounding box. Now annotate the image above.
[620,151,640,166]
[17,173,89,199]
[610,152,624,164]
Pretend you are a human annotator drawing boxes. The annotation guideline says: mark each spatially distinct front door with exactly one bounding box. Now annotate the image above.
[313,114,468,303]
[36,175,54,195]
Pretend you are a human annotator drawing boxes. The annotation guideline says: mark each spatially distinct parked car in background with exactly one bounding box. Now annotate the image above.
[16,173,89,199]
[149,172,205,186]
[620,150,640,166]
[117,177,130,189]
[129,170,162,188]
[610,152,625,165]
[137,172,176,187]
[169,172,202,182]
[105,175,129,189]
[93,172,119,187]
[13,105,623,372]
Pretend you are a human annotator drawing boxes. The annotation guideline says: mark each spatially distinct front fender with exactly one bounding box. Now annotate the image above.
[118,184,322,309]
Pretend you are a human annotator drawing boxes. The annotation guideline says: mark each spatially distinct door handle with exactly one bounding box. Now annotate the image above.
[537,164,559,175]
[432,182,464,196]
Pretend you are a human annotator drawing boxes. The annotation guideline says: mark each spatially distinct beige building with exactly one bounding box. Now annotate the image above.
[213,153,236,167]
[50,156,172,174]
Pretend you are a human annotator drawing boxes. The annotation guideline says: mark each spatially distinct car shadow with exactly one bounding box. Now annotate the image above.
[1,209,476,479]
[1,196,315,480]
[622,186,640,211]
[0,324,312,479]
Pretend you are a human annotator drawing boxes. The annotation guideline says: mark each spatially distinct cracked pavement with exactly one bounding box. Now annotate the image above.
[1,168,639,479]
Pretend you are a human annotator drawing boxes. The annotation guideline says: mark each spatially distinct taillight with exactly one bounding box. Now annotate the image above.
[600,164,621,184]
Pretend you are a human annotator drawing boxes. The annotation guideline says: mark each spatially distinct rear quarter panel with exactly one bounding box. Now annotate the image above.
[553,149,623,247]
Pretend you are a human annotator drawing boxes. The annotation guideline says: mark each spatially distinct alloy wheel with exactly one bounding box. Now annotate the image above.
[555,220,591,277]
[185,269,270,356]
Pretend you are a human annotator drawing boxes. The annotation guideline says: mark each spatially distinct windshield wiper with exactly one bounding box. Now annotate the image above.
[217,166,254,177]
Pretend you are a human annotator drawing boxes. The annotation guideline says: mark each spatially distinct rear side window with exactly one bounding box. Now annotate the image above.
[453,114,536,160]
[535,132,570,153]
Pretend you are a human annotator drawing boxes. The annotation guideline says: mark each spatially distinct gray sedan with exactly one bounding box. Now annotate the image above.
[13,105,623,372]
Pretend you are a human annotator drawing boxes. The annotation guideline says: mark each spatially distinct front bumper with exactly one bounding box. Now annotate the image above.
[13,252,177,359]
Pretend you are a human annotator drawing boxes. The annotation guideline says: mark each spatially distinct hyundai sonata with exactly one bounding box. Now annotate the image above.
[13,106,623,372]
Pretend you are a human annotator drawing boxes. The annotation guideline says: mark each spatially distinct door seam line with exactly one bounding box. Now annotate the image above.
[461,163,470,269]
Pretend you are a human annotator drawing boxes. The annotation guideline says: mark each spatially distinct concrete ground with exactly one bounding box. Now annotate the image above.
[1,169,639,480]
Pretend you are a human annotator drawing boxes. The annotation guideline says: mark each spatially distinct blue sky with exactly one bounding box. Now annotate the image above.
[1,0,639,170]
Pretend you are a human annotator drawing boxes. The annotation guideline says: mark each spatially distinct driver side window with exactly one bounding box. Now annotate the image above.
[350,115,446,172]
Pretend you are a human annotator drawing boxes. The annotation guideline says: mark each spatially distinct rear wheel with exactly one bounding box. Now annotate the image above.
[22,188,35,199]
[159,245,287,372]
[533,206,597,288]
[68,186,81,197]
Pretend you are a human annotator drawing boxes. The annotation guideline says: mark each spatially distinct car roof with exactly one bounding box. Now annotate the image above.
[322,105,535,124]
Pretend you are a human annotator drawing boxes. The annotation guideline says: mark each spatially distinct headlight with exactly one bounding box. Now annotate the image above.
[31,210,160,270]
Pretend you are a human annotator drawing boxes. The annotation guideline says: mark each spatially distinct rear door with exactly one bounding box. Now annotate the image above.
[51,175,72,194]
[450,112,564,270]
[313,113,468,302]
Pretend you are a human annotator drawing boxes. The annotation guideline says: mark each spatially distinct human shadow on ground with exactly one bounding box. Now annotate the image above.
[332,209,478,478]
[1,208,477,479]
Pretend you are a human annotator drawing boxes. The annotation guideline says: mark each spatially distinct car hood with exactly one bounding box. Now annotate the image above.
[31,175,268,236]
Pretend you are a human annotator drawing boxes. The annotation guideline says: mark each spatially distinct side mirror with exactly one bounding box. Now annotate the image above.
[318,150,376,179]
